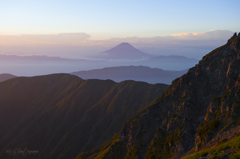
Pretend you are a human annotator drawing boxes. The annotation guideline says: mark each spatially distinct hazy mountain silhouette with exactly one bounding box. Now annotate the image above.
[0,54,96,76]
[72,66,188,84]
[0,54,87,62]
[146,55,198,62]
[0,73,16,82]
[99,42,154,60]
[76,34,240,159]
[136,55,199,70]
[0,50,197,76]
[0,74,168,159]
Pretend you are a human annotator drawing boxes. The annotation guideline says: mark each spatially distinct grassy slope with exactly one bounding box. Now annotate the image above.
[183,132,240,159]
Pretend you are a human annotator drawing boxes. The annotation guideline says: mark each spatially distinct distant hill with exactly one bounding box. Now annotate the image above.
[0,73,16,82]
[0,74,168,159]
[136,55,199,70]
[99,42,154,60]
[146,55,198,62]
[72,66,188,84]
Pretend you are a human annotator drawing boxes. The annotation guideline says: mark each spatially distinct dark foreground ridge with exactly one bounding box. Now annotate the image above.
[0,74,168,159]
[0,73,16,82]
[77,33,240,159]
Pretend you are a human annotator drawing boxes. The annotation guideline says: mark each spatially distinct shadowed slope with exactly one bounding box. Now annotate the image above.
[0,74,168,159]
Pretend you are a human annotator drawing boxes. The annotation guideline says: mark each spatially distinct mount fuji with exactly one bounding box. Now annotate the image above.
[99,42,154,60]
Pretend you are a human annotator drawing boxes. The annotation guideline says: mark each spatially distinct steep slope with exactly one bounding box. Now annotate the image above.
[0,74,168,159]
[76,34,240,159]
[72,66,188,84]
[99,42,153,60]
[0,73,16,82]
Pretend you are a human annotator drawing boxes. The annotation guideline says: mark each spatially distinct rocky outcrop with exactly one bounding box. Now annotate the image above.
[77,35,240,159]
[228,32,240,42]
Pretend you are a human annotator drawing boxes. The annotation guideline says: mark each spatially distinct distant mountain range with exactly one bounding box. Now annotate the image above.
[0,42,199,76]
[0,73,16,82]
[0,48,198,76]
[0,54,95,76]
[0,74,168,159]
[146,55,198,62]
[136,55,199,70]
[72,66,188,84]
[0,54,86,62]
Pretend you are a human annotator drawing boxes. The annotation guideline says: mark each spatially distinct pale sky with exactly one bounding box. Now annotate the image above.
[1,0,239,39]
[0,0,239,59]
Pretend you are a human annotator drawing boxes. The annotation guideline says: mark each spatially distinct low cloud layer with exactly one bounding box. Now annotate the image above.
[93,30,234,47]
[170,30,234,40]
[0,30,235,47]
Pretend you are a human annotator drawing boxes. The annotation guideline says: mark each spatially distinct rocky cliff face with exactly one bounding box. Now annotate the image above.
[228,32,240,42]
[77,33,240,159]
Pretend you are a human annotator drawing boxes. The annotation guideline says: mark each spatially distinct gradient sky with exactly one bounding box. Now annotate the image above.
[1,0,239,39]
[0,0,239,60]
